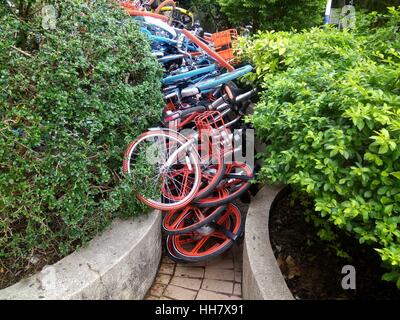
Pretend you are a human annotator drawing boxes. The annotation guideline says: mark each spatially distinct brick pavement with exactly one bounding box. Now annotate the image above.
[145,243,243,300]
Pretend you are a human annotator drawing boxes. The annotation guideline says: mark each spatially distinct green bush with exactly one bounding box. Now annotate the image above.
[0,0,163,287]
[216,0,326,31]
[356,0,400,12]
[186,0,400,32]
[240,7,400,287]
[185,0,231,32]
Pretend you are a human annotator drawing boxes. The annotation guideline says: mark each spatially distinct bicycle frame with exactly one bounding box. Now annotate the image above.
[160,123,239,169]
[160,5,194,27]
[180,65,253,97]
[163,64,218,85]
[182,29,235,72]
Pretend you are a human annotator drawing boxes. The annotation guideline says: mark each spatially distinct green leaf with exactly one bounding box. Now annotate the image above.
[379,144,389,154]
[390,172,400,180]
[382,271,400,282]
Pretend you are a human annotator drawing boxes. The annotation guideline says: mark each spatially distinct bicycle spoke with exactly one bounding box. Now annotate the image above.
[179,236,197,244]
[211,231,228,240]
[194,208,205,221]
[170,209,190,229]
[191,236,209,254]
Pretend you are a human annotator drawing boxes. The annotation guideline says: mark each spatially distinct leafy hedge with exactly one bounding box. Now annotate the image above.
[216,0,326,31]
[240,7,400,287]
[185,0,231,32]
[0,0,163,288]
[186,0,400,32]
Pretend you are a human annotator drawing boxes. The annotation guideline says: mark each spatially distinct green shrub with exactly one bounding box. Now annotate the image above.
[185,0,231,32]
[187,0,400,32]
[0,0,163,288]
[216,0,326,31]
[357,0,400,12]
[240,8,400,287]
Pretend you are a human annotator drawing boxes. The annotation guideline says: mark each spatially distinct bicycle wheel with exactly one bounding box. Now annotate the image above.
[123,129,201,211]
[194,162,253,208]
[194,143,226,200]
[165,234,186,262]
[168,204,243,262]
[162,205,226,235]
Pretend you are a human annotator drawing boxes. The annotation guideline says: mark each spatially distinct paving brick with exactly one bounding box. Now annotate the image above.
[206,257,234,269]
[155,274,171,285]
[150,247,243,301]
[234,257,242,270]
[159,263,175,275]
[233,246,243,259]
[231,244,243,257]
[150,283,166,297]
[196,289,233,300]
[164,285,197,300]
[201,279,233,295]
[233,283,242,296]
[204,268,234,281]
[234,271,242,283]
[175,266,204,279]
[177,261,205,267]
[162,256,175,264]
[170,277,202,291]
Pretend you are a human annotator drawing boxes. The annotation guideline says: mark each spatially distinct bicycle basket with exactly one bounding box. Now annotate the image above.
[209,29,238,63]
[194,111,233,162]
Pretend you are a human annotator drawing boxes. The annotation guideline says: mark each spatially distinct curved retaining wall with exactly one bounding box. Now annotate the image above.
[0,212,162,300]
[242,186,294,300]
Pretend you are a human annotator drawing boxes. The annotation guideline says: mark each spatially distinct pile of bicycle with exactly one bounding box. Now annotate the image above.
[119,0,257,262]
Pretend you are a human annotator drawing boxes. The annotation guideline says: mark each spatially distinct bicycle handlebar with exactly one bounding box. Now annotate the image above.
[234,88,257,104]
[164,105,207,122]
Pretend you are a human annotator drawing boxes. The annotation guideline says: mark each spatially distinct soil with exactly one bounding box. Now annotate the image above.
[0,252,60,290]
[269,188,400,300]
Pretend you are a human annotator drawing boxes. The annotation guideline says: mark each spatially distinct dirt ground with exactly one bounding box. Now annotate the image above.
[269,189,400,300]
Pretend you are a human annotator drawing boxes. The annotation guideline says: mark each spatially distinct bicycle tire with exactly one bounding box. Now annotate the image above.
[168,203,243,262]
[162,205,226,235]
[194,155,226,201]
[194,162,253,208]
[123,129,202,211]
[165,234,186,262]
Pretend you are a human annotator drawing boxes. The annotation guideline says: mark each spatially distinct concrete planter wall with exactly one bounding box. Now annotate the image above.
[0,212,161,300]
[242,186,294,300]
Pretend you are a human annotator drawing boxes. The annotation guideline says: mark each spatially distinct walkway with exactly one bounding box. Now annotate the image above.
[145,243,243,300]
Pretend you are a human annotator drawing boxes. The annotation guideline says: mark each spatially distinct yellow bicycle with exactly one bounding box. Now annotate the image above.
[159,4,194,28]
